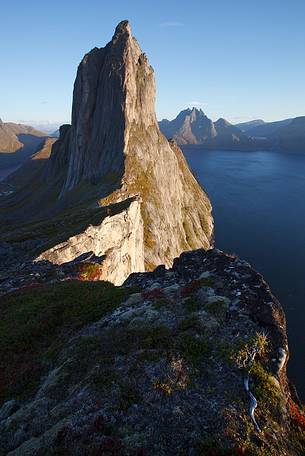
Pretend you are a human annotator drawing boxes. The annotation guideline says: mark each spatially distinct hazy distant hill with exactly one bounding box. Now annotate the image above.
[235,119,265,132]
[275,116,305,152]
[16,121,65,135]
[2,137,56,189]
[159,108,255,149]
[0,119,47,169]
[0,119,45,153]
[50,129,60,138]
[246,118,292,138]
[212,118,255,148]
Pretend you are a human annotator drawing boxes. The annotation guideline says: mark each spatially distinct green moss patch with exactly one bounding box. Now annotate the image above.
[0,280,131,404]
[249,361,283,413]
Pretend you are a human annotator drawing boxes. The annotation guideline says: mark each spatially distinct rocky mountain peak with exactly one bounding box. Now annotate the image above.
[4,21,212,280]
[112,19,132,41]
[190,107,204,115]
[215,117,230,126]
[58,19,157,194]
[159,107,216,145]
[190,107,206,121]
[159,109,255,148]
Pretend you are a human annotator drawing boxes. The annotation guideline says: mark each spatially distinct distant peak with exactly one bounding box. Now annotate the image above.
[0,118,3,125]
[113,20,132,41]
[190,107,205,115]
[215,117,231,126]
[189,107,206,121]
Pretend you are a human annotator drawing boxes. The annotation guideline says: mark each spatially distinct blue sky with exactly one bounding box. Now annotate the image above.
[1,0,305,125]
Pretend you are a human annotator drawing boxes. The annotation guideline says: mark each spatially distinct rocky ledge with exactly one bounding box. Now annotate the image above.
[0,249,304,455]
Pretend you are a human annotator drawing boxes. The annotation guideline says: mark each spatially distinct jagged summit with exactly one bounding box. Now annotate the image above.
[56,18,157,194]
[159,107,216,144]
[112,19,132,39]
[159,108,254,148]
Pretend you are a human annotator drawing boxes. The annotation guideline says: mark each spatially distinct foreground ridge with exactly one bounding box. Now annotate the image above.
[0,249,304,455]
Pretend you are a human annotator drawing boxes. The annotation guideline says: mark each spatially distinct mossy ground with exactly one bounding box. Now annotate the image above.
[0,281,131,404]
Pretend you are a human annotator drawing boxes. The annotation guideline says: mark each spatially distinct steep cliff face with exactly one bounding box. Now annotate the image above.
[41,21,213,272]
[57,21,158,194]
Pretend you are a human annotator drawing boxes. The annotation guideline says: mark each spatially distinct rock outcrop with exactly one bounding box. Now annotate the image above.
[37,198,144,285]
[0,249,304,455]
[0,21,213,283]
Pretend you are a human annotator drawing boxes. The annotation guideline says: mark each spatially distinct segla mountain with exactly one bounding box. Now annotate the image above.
[0,21,213,285]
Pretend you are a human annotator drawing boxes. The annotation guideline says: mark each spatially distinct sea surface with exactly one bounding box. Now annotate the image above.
[183,147,305,400]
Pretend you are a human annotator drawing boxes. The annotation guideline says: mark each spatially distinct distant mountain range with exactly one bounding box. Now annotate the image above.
[235,119,265,132]
[159,109,305,152]
[13,121,66,135]
[50,129,60,138]
[241,118,293,138]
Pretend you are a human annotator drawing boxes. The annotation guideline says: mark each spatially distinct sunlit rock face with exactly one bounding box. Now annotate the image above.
[37,198,144,285]
[46,20,213,272]
[60,21,157,194]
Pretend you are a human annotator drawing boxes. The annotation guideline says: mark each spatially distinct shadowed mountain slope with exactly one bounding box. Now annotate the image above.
[0,120,47,169]
[274,116,305,152]
[245,118,293,138]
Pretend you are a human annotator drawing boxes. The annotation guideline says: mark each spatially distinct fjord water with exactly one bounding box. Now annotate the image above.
[183,147,305,399]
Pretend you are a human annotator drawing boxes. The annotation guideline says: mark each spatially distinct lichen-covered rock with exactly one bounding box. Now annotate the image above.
[0,249,303,455]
